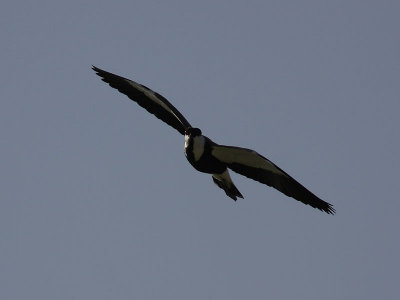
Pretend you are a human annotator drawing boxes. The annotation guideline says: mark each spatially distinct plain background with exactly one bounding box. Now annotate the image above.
[1,1,399,299]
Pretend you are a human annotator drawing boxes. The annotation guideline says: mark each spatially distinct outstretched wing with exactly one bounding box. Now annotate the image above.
[212,145,335,214]
[92,66,192,135]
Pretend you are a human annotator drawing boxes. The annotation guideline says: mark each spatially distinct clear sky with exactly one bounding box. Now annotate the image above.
[1,1,399,299]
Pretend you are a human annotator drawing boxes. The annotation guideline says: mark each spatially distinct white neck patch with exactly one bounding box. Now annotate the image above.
[184,134,190,149]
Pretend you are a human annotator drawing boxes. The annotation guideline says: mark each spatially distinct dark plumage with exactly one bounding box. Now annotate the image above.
[92,66,335,214]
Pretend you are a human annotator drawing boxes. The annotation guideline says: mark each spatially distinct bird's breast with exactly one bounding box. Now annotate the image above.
[186,135,205,162]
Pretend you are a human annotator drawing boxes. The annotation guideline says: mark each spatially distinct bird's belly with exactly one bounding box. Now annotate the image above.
[185,152,226,174]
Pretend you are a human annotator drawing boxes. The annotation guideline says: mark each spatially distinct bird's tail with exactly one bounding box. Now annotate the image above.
[212,171,243,201]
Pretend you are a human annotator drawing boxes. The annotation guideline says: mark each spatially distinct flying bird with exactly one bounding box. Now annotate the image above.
[92,66,335,214]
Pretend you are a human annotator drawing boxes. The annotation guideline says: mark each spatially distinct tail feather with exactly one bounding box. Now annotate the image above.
[212,171,243,201]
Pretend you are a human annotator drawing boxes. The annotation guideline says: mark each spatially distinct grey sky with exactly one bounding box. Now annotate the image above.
[1,1,399,299]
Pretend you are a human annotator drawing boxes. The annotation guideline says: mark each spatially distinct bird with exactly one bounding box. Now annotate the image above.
[92,66,335,214]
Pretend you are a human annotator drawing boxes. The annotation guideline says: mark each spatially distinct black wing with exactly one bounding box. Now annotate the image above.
[212,145,335,214]
[92,66,192,135]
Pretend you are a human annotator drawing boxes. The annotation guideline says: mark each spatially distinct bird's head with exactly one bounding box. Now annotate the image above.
[185,127,202,137]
